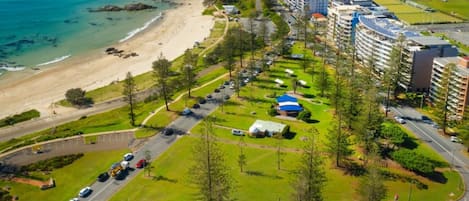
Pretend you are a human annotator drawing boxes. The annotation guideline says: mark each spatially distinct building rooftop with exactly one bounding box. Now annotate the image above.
[359,15,420,39]
[249,120,287,133]
[408,36,450,46]
[434,57,469,76]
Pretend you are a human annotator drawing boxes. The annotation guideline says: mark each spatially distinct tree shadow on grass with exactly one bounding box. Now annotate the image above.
[303,94,315,98]
[401,137,418,150]
[342,160,366,176]
[282,131,296,140]
[258,85,283,91]
[420,171,447,184]
[245,170,283,179]
[304,119,320,124]
[153,175,178,183]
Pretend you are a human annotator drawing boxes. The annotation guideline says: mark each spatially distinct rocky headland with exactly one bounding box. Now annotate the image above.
[89,3,156,12]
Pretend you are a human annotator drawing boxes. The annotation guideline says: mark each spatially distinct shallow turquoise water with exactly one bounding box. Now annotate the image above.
[0,0,170,71]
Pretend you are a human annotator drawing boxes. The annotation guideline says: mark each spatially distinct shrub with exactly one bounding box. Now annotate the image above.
[268,108,277,116]
[0,109,40,127]
[390,149,435,174]
[21,153,84,172]
[296,110,311,122]
[65,88,93,106]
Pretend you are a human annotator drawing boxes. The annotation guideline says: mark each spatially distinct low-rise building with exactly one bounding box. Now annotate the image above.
[249,120,289,137]
[429,56,469,119]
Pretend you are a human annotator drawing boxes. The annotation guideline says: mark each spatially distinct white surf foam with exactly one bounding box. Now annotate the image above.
[0,65,26,71]
[119,12,163,43]
[36,54,71,67]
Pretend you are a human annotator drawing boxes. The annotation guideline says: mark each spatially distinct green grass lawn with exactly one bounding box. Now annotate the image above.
[110,136,463,201]
[373,0,463,24]
[0,149,129,201]
[413,0,469,20]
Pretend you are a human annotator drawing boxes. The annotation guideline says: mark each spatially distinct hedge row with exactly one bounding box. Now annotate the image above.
[21,153,84,172]
[0,109,40,128]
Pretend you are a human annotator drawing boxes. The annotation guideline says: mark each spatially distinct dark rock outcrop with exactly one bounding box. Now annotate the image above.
[89,3,156,12]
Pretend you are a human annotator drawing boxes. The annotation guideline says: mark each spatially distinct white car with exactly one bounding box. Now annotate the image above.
[450,136,462,143]
[394,116,406,124]
[123,153,134,161]
[231,129,245,136]
[70,198,79,201]
[78,187,91,198]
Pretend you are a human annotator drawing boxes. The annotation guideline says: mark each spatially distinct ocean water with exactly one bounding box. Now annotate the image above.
[0,0,171,74]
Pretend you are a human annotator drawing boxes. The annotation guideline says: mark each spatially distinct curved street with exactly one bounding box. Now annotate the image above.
[390,106,469,200]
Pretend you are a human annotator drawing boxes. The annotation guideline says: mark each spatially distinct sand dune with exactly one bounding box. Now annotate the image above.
[0,0,214,119]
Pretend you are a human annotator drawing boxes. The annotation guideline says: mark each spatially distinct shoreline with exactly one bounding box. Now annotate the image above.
[0,0,214,119]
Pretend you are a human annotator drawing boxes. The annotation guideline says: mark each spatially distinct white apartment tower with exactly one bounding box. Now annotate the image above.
[326,4,362,49]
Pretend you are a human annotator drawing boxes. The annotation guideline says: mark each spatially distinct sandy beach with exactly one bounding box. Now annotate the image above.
[0,0,214,119]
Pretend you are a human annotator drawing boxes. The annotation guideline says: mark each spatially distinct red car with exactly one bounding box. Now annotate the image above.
[136,159,147,168]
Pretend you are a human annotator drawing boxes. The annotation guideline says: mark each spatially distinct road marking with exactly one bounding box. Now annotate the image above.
[394,109,469,171]
[88,180,116,201]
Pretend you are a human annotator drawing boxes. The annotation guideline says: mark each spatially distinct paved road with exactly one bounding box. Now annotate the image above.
[0,90,152,143]
[390,106,469,200]
[80,83,234,201]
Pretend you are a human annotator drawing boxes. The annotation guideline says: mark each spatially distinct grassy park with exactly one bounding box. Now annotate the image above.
[1,3,466,200]
[373,0,463,24]
[109,43,463,201]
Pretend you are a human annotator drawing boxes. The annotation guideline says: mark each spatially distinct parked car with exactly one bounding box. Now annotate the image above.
[181,108,192,115]
[78,187,92,198]
[224,81,230,85]
[266,60,273,66]
[97,172,109,182]
[214,88,220,93]
[394,116,406,124]
[206,94,213,99]
[231,129,245,136]
[192,103,200,109]
[224,95,230,100]
[123,153,134,161]
[229,84,235,89]
[421,116,433,124]
[450,136,462,143]
[136,159,147,168]
[162,128,174,136]
[69,198,79,201]
[198,98,207,104]
[219,85,225,89]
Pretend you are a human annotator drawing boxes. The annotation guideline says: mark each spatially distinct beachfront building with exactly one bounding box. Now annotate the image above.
[354,15,420,75]
[249,120,289,137]
[326,4,362,48]
[400,36,459,92]
[429,56,469,119]
[287,0,328,15]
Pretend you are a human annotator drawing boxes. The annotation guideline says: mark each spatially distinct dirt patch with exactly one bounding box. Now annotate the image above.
[10,177,54,189]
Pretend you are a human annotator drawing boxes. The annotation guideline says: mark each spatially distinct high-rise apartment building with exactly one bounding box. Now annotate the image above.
[400,36,459,92]
[354,15,419,74]
[287,0,329,15]
[326,4,362,48]
[430,57,469,119]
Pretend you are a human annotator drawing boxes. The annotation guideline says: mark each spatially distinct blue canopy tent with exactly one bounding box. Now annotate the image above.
[279,105,303,111]
[276,94,297,103]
